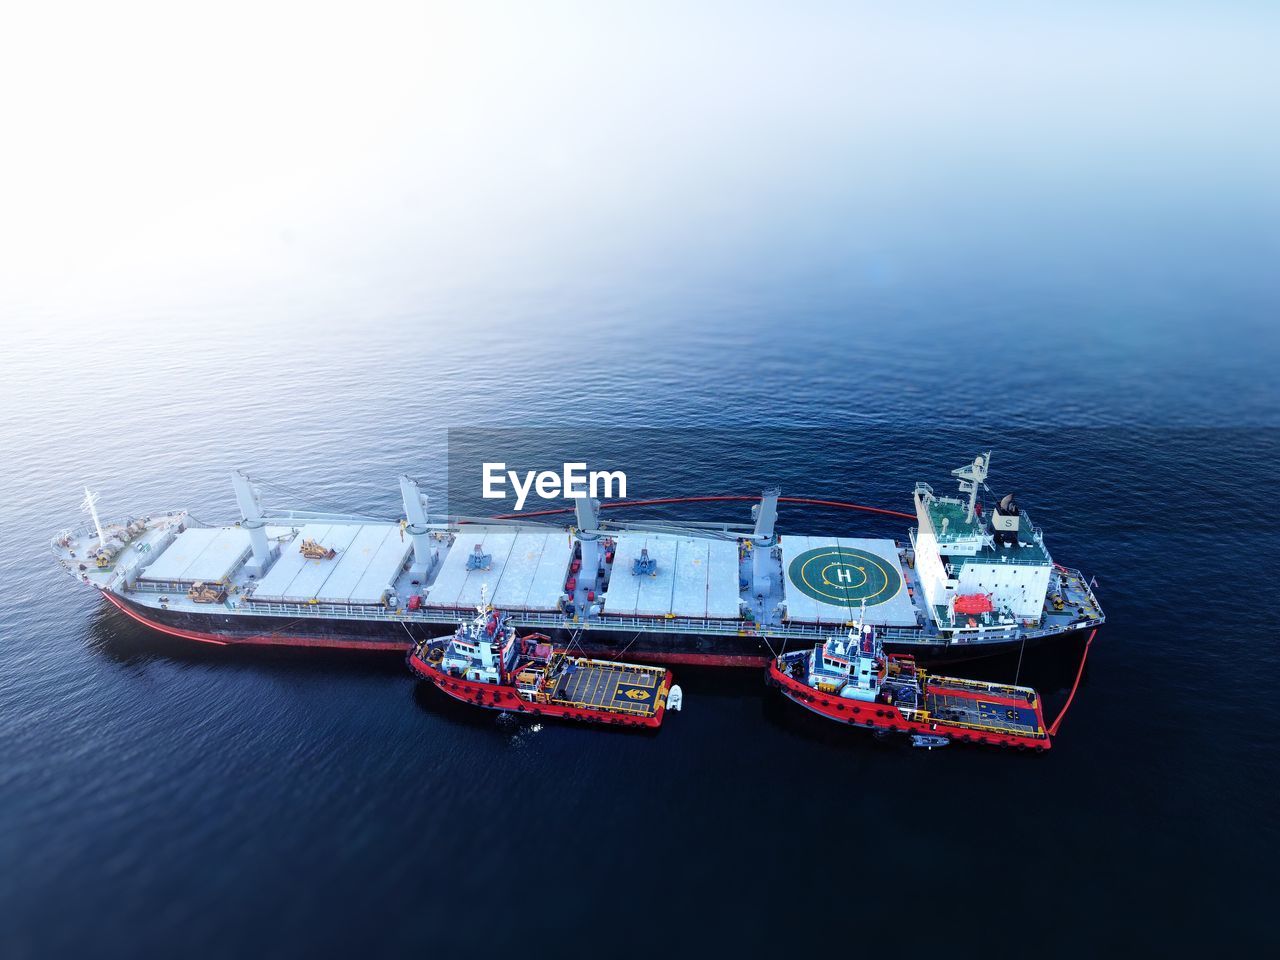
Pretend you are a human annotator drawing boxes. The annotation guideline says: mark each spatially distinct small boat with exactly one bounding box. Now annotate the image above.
[767,607,1050,752]
[911,735,950,750]
[408,596,680,729]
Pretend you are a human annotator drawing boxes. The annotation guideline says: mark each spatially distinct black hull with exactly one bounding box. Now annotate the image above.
[105,593,1087,667]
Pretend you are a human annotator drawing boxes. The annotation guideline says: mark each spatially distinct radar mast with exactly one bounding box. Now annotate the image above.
[951,452,991,524]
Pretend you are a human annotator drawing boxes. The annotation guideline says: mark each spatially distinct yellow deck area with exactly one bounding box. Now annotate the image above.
[550,660,667,717]
[924,688,1044,737]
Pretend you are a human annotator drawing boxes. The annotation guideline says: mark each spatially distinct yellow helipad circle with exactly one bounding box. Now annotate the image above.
[788,546,902,607]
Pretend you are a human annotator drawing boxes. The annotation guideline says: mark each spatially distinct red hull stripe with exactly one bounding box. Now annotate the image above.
[98,592,768,663]
[102,591,228,646]
[99,592,406,651]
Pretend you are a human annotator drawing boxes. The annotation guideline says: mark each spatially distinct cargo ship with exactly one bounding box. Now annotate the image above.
[407,591,680,728]
[767,612,1051,751]
[51,453,1104,667]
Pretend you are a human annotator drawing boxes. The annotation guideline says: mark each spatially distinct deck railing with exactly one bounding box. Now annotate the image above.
[927,714,1046,740]
[1059,565,1103,613]
[125,575,1102,649]
[925,674,1037,701]
[201,588,1101,644]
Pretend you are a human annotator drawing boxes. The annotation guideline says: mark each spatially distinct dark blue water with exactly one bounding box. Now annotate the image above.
[4,6,1280,955]
[5,315,1276,956]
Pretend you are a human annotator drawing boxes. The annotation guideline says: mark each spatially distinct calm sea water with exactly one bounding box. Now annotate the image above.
[3,140,1279,957]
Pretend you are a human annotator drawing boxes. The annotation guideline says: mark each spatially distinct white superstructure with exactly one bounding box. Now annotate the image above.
[910,454,1055,633]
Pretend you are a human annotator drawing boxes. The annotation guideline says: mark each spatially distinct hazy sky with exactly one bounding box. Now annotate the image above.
[2,1,1276,322]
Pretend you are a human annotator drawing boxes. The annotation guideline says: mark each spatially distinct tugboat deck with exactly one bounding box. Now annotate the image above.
[924,684,1045,737]
[550,660,666,717]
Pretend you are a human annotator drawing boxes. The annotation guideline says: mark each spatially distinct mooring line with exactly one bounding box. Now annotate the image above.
[1048,628,1097,736]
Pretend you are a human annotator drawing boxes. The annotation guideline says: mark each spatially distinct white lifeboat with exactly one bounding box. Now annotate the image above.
[667,685,684,712]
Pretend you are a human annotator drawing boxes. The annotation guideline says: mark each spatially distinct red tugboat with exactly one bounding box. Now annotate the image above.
[408,593,682,729]
[768,608,1050,751]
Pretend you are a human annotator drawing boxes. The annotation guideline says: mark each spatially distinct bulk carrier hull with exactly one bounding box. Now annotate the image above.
[97,581,1090,667]
[57,457,1105,668]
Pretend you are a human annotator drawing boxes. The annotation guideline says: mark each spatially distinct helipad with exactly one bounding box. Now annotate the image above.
[779,536,917,626]
[789,544,900,605]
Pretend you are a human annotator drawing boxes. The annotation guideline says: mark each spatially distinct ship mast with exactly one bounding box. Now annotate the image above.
[81,487,106,549]
[751,487,780,592]
[847,598,868,650]
[574,493,602,591]
[951,452,991,524]
[476,584,500,674]
[231,469,277,576]
[399,475,436,577]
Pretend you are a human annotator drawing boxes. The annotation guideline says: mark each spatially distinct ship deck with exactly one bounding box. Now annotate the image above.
[550,660,666,717]
[924,684,1044,737]
[52,494,1104,651]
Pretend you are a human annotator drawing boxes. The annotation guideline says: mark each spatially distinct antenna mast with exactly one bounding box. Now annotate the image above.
[951,452,991,524]
[81,487,106,549]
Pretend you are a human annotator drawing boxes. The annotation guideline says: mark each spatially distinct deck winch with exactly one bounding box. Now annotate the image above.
[631,547,657,576]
